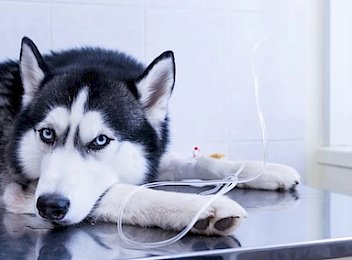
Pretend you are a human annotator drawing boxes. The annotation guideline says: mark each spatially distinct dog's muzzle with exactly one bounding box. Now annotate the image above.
[36,194,70,221]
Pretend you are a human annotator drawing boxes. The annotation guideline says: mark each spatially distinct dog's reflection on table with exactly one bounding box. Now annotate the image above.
[0,188,299,259]
[1,213,240,259]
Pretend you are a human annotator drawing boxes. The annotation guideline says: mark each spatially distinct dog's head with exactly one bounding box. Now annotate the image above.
[9,37,175,224]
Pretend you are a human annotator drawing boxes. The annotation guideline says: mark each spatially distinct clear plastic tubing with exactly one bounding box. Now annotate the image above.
[116,0,301,249]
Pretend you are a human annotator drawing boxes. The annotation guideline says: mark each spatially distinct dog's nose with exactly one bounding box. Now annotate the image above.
[36,194,70,221]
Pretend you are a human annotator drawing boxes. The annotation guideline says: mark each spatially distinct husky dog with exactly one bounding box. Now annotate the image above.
[0,37,300,236]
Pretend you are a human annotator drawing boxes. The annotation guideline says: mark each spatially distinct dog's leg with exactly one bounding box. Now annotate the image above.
[2,182,36,214]
[156,153,300,191]
[92,183,247,236]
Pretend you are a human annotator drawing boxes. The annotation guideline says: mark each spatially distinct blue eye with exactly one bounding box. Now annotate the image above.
[39,128,56,144]
[89,135,112,150]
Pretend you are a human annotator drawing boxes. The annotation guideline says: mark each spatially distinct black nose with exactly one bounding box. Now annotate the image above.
[36,194,70,221]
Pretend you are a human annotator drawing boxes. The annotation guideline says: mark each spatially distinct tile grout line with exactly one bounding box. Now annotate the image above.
[49,0,53,49]
[142,0,146,61]
[227,0,232,156]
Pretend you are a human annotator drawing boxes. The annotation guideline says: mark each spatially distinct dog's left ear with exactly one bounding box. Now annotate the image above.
[20,37,49,107]
[135,51,175,130]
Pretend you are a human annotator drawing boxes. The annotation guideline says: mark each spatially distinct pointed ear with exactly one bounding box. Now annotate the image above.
[135,51,175,131]
[20,37,49,107]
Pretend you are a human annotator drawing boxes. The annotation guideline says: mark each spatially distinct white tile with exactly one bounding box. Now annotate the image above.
[145,8,231,144]
[145,0,229,10]
[168,142,230,159]
[229,140,305,177]
[51,3,144,58]
[229,12,306,141]
[0,0,50,2]
[52,0,142,5]
[230,0,305,13]
[0,2,51,60]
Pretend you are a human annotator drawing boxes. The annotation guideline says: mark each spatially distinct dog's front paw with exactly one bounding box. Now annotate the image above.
[191,196,247,236]
[237,163,300,191]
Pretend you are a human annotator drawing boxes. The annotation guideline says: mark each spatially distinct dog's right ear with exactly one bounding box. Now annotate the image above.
[20,37,49,107]
[135,51,175,132]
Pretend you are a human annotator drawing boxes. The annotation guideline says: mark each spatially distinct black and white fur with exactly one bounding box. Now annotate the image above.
[0,37,300,236]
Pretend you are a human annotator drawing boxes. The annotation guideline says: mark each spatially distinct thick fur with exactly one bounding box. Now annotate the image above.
[0,37,300,236]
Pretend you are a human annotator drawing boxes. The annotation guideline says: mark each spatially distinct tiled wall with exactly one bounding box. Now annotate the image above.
[0,0,306,175]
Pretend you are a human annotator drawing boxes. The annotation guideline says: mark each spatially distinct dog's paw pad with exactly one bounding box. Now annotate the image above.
[214,216,237,231]
[192,214,242,236]
[194,217,211,230]
[191,197,246,236]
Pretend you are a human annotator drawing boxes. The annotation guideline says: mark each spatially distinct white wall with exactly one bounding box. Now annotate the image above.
[0,0,307,176]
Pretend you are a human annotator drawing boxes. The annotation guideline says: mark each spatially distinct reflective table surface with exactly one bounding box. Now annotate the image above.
[1,185,352,259]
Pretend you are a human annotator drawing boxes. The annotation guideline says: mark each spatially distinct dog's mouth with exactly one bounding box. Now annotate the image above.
[51,219,71,226]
